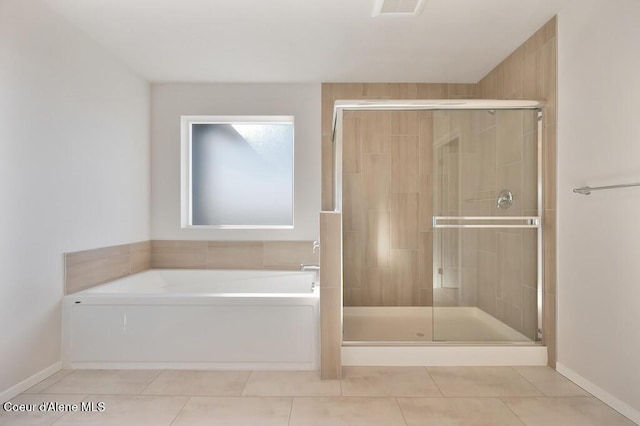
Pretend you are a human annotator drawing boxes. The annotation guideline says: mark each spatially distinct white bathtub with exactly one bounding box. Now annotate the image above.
[62,269,319,370]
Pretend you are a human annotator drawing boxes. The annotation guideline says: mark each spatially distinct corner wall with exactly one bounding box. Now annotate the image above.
[557,0,640,420]
[477,17,557,366]
[0,0,150,397]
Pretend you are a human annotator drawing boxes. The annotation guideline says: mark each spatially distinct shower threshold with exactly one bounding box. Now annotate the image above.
[342,306,547,366]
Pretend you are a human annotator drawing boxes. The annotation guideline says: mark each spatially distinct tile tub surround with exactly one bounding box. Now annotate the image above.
[150,240,318,270]
[64,240,318,294]
[2,366,635,425]
[64,241,150,294]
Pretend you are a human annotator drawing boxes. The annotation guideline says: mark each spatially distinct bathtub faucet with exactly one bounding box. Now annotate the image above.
[300,264,319,272]
[300,264,320,285]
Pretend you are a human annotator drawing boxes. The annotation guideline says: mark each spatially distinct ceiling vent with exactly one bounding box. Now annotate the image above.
[372,0,428,16]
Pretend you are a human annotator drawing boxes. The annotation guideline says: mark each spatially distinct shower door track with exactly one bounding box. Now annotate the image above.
[343,341,542,347]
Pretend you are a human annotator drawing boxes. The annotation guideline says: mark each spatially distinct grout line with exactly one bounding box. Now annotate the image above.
[128,243,133,275]
[499,397,528,426]
[64,393,302,398]
[41,392,184,398]
[274,395,418,400]
[138,369,164,395]
[510,366,545,396]
[168,395,192,426]
[287,396,294,426]
[423,366,445,397]
[51,413,67,425]
[391,395,513,399]
[48,394,90,426]
[38,392,211,398]
[394,397,410,426]
[63,253,68,295]
[240,371,253,397]
[35,370,76,393]
[37,393,467,400]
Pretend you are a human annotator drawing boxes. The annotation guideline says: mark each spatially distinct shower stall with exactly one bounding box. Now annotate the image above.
[332,100,546,365]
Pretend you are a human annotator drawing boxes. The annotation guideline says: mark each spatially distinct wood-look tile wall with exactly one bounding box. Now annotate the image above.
[477,17,557,366]
[342,110,434,307]
[322,83,474,310]
[432,111,475,308]
[451,109,539,341]
[321,83,477,211]
[65,240,318,294]
[64,241,150,294]
[429,109,537,322]
[319,212,343,379]
[150,240,318,270]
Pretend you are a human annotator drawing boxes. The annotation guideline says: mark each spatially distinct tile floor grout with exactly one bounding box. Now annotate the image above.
[5,367,635,426]
[510,365,594,398]
[48,394,89,426]
[240,370,253,397]
[168,395,192,426]
[394,397,410,426]
[498,396,529,426]
[37,369,77,394]
[507,366,545,397]
[28,392,616,399]
[286,397,294,426]
[422,366,445,397]
[138,368,165,395]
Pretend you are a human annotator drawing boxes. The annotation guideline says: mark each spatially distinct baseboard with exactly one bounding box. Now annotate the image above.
[556,362,640,425]
[65,361,317,370]
[0,362,62,402]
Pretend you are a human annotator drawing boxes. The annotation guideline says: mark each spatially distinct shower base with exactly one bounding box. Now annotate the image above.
[343,306,531,343]
[342,306,547,366]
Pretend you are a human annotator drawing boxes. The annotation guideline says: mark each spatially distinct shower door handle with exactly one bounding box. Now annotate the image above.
[432,216,540,229]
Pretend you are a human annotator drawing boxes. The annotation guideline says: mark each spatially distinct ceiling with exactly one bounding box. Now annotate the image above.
[42,0,573,83]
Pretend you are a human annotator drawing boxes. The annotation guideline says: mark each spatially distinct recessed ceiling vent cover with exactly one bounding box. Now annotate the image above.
[372,0,427,16]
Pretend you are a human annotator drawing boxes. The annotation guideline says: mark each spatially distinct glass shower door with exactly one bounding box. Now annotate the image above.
[432,108,542,343]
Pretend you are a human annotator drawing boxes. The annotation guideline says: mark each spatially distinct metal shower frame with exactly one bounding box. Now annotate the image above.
[332,99,545,344]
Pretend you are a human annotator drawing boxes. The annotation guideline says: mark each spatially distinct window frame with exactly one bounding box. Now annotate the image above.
[180,115,295,229]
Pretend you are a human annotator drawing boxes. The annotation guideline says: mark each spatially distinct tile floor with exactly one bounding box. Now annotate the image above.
[1,366,635,425]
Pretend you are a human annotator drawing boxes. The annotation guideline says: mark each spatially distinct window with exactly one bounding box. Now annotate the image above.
[181,115,294,229]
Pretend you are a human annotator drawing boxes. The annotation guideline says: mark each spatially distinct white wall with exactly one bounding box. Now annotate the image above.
[0,0,150,395]
[151,83,321,240]
[558,0,640,420]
